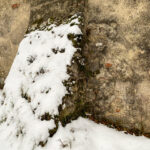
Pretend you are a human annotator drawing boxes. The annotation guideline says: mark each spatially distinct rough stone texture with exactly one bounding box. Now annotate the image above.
[84,0,150,135]
[29,0,86,25]
[1,0,150,135]
[0,0,30,88]
[0,0,86,88]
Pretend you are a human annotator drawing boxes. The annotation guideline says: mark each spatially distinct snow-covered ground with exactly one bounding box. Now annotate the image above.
[0,14,150,150]
[1,117,150,150]
[38,117,150,150]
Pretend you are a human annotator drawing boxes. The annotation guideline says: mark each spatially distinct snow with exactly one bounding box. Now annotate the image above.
[1,116,150,150]
[37,117,150,150]
[0,14,150,150]
[0,15,82,150]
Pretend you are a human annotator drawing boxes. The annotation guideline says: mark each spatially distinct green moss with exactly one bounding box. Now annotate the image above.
[67,33,75,40]
[77,63,95,77]
[49,123,58,137]
[78,17,83,23]
[70,22,77,26]
[58,98,87,126]
[48,18,55,24]
[33,18,43,25]
[67,33,83,48]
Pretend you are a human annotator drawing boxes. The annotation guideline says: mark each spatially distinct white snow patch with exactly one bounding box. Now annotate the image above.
[0,14,150,150]
[0,16,82,150]
[37,117,150,150]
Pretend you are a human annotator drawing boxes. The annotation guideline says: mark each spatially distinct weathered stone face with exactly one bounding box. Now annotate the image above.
[0,0,30,88]
[0,0,86,88]
[29,0,86,25]
[1,0,150,135]
[84,0,150,134]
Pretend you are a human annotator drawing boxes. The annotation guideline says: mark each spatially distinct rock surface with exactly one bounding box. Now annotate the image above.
[84,0,150,135]
[0,0,85,88]
[0,0,30,88]
[1,0,150,135]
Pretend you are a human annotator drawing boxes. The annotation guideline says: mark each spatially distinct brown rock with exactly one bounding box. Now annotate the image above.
[1,0,150,135]
[0,0,30,87]
[84,0,150,135]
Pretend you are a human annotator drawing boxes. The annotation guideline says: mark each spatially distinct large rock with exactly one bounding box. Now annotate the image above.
[1,0,150,135]
[83,0,150,135]
[0,0,30,88]
[0,0,86,88]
